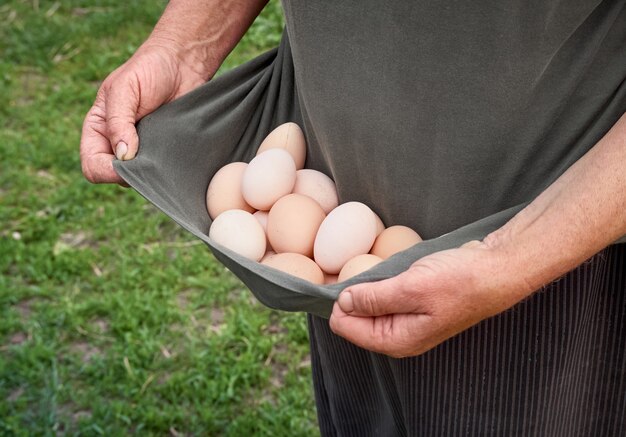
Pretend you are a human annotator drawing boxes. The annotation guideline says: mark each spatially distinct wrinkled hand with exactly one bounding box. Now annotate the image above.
[329,240,536,358]
[80,40,208,185]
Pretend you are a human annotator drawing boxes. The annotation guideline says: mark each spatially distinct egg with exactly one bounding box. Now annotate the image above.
[267,194,326,257]
[242,149,297,210]
[256,122,306,169]
[292,169,339,214]
[314,202,378,274]
[253,211,272,251]
[370,225,422,259]
[372,211,386,237]
[261,252,324,284]
[261,250,276,262]
[323,273,339,285]
[206,162,255,219]
[209,210,266,261]
[338,254,383,282]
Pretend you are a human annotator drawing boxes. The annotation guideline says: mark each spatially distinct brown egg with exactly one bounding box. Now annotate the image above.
[338,254,383,282]
[253,211,272,251]
[260,250,276,262]
[267,194,326,257]
[323,273,339,285]
[256,122,307,170]
[370,225,422,259]
[206,162,255,219]
[261,252,324,284]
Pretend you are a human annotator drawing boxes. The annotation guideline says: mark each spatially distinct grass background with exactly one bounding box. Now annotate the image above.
[0,1,319,435]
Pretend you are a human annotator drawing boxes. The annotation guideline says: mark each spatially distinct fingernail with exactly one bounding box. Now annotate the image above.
[115,141,128,160]
[338,290,354,313]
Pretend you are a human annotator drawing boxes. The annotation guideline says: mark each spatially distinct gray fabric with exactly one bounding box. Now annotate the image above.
[114,0,626,319]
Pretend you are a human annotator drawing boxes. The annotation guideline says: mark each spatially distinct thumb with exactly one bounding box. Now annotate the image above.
[337,272,424,317]
[105,81,140,161]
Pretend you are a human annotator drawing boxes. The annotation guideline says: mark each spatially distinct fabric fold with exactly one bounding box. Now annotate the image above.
[114,27,624,319]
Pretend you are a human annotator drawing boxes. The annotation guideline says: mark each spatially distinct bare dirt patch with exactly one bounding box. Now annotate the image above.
[157,372,172,386]
[36,170,56,181]
[72,410,92,422]
[12,68,48,107]
[56,403,93,432]
[169,427,190,437]
[7,386,25,402]
[90,318,109,334]
[264,312,288,336]
[53,231,96,255]
[298,354,312,369]
[204,307,226,334]
[15,298,38,320]
[9,332,27,345]
[176,289,194,310]
[210,308,225,326]
[69,341,101,363]
[265,343,291,389]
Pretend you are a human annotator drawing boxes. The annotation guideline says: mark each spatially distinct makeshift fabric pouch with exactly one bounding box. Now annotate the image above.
[113,31,625,319]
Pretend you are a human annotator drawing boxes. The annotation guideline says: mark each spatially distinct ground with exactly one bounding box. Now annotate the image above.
[0,1,318,435]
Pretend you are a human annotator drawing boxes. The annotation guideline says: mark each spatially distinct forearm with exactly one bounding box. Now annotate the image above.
[488,113,626,295]
[146,0,269,79]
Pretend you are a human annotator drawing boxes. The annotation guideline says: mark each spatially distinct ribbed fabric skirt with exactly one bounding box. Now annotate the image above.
[308,243,626,436]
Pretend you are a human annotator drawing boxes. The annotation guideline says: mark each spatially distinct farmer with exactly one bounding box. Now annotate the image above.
[80,1,626,435]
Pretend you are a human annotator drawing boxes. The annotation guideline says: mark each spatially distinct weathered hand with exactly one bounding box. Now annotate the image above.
[79,40,208,185]
[79,0,272,185]
[329,240,536,358]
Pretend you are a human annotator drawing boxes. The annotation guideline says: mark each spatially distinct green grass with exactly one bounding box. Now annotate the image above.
[0,1,318,435]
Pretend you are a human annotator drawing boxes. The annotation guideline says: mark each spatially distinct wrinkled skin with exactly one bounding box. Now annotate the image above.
[329,239,534,358]
[80,42,206,185]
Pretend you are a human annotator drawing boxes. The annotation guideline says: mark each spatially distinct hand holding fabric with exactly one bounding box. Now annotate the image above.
[331,112,626,357]
[329,240,535,358]
[79,0,269,185]
[80,41,208,185]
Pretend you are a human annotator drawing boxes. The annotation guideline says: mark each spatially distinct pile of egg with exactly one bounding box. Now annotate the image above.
[207,123,422,285]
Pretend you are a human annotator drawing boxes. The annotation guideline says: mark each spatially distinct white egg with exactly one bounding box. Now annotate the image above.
[313,202,378,274]
[292,169,339,214]
[372,211,386,237]
[242,149,296,211]
[209,210,266,261]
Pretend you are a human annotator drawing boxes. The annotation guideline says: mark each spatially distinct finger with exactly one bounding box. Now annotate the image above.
[86,153,128,186]
[461,239,482,248]
[80,102,127,185]
[337,272,426,317]
[329,303,427,358]
[329,303,382,352]
[105,80,140,161]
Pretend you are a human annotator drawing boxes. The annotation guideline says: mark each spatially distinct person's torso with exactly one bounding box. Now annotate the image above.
[282,0,626,238]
